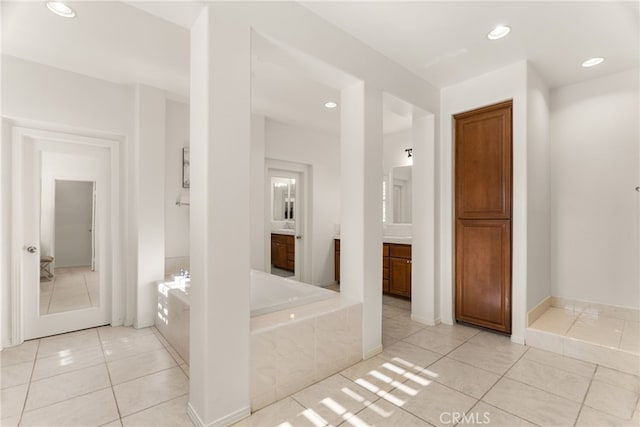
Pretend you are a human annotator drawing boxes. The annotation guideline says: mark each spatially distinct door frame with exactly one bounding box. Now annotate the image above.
[264,159,311,284]
[10,125,122,344]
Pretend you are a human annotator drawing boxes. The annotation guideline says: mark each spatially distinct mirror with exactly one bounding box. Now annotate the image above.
[388,165,412,224]
[40,179,99,315]
[272,176,296,221]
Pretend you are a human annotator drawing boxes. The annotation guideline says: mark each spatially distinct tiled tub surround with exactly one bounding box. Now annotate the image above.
[527,297,640,375]
[250,296,362,410]
[155,271,361,412]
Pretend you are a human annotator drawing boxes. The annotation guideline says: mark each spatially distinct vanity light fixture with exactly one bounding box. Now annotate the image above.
[324,101,338,109]
[487,25,511,40]
[405,148,413,158]
[46,1,76,18]
[581,57,605,68]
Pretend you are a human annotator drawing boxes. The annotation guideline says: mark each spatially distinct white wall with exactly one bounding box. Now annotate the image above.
[1,55,133,345]
[440,61,529,343]
[526,64,551,310]
[164,100,190,260]
[550,69,639,308]
[53,181,94,267]
[264,118,340,286]
[383,129,412,173]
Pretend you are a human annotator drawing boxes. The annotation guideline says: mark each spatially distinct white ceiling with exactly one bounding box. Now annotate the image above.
[302,1,639,89]
[2,1,637,134]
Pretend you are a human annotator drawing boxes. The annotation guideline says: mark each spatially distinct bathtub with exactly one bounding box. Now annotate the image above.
[155,270,362,411]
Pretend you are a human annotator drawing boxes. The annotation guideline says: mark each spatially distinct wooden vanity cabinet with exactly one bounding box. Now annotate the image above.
[334,239,411,298]
[271,233,295,272]
[389,244,412,298]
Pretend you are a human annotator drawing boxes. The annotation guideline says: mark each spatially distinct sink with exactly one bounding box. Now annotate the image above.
[273,228,295,235]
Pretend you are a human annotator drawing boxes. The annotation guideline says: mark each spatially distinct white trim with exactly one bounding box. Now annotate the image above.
[411,314,439,326]
[187,402,251,427]
[9,124,123,344]
[363,344,383,360]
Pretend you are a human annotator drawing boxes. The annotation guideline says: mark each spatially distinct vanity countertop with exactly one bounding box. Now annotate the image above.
[334,236,412,244]
[272,229,295,236]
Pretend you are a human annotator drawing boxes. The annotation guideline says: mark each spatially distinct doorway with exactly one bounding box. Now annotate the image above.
[265,162,309,283]
[454,100,513,334]
[12,127,120,341]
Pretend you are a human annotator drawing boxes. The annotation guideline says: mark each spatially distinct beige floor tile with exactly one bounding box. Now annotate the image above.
[522,347,596,378]
[292,374,377,426]
[25,364,111,411]
[48,290,92,314]
[180,364,189,378]
[584,380,639,420]
[113,366,189,416]
[98,326,155,344]
[0,340,39,367]
[121,394,192,427]
[506,358,591,402]
[382,318,425,340]
[382,305,410,320]
[379,341,441,370]
[340,356,408,397]
[232,397,317,427]
[340,397,430,427]
[467,402,536,427]
[381,334,398,349]
[403,329,465,355]
[100,420,123,427]
[447,342,522,375]
[383,297,411,310]
[422,357,500,399]
[594,366,640,394]
[620,321,640,354]
[427,323,481,341]
[0,416,19,426]
[32,346,105,380]
[107,348,177,385]
[530,307,578,334]
[37,329,101,358]
[576,406,637,427]
[483,377,581,426]
[1,361,34,389]
[385,380,476,427]
[468,332,528,355]
[567,313,625,348]
[102,333,164,362]
[20,388,119,427]
[0,383,28,420]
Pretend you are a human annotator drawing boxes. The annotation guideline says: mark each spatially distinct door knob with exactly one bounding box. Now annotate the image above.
[26,246,37,253]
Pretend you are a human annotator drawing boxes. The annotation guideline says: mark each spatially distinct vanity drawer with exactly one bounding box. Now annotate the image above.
[389,244,411,259]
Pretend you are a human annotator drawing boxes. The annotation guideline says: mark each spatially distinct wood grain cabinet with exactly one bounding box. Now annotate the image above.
[389,244,412,298]
[271,234,295,272]
[334,240,411,299]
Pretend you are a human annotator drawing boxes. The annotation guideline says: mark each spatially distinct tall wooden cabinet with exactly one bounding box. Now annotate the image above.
[454,100,512,334]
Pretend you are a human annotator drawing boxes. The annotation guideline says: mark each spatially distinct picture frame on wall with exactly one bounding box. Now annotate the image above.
[182,147,190,188]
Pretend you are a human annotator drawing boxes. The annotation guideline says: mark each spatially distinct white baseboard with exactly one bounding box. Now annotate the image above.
[411,314,440,326]
[363,344,383,359]
[187,401,251,427]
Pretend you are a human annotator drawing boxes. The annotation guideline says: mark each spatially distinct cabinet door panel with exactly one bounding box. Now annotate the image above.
[455,219,511,332]
[455,103,512,219]
[389,257,411,298]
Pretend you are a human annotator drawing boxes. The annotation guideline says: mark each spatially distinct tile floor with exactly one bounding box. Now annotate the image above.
[530,306,640,354]
[2,295,639,426]
[39,267,100,315]
[1,326,191,426]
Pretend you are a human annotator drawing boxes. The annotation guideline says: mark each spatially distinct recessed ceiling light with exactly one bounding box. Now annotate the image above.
[581,57,605,68]
[487,25,511,40]
[324,101,337,109]
[46,1,76,18]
